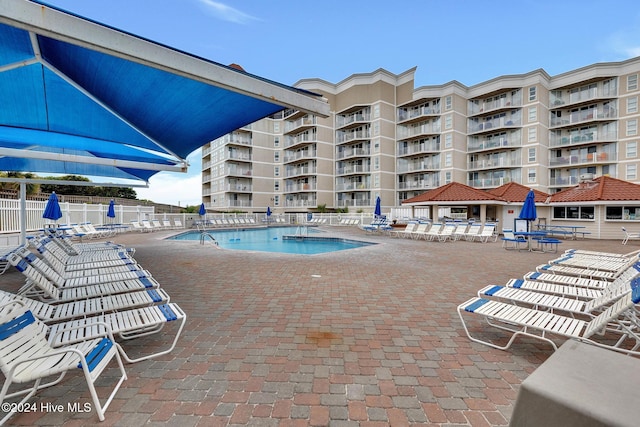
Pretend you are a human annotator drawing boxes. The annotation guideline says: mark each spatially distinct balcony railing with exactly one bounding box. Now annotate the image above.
[225,167,252,177]
[335,181,371,191]
[468,94,522,116]
[468,114,522,133]
[227,199,252,208]
[468,157,521,170]
[549,129,618,147]
[284,182,317,192]
[549,151,617,167]
[285,131,317,148]
[397,141,440,156]
[336,164,371,175]
[283,150,317,163]
[397,104,441,122]
[550,106,617,128]
[467,131,522,152]
[336,128,371,144]
[285,115,316,133]
[284,198,317,207]
[396,159,440,173]
[225,183,253,192]
[218,132,252,146]
[335,199,372,207]
[467,176,518,188]
[397,179,440,190]
[550,80,618,108]
[336,147,370,160]
[285,166,317,177]
[225,151,251,161]
[336,111,371,128]
[397,120,441,139]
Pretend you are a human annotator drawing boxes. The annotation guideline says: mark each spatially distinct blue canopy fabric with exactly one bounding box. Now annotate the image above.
[42,192,62,221]
[199,203,206,216]
[518,190,537,221]
[0,1,328,183]
[374,196,382,217]
[107,200,116,218]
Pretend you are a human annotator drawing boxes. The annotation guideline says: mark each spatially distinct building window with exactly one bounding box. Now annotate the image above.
[607,206,640,220]
[373,104,380,119]
[528,127,537,142]
[527,168,536,183]
[445,96,452,110]
[274,152,280,162]
[628,74,638,91]
[528,86,537,101]
[627,164,637,180]
[373,122,380,136]
[373,138,380,153]
[274,137,280,147]
[444,152,452,167]
[274,181,280,191]
[445,171,452,184]
[628,96,638,114]
[444,133,452,148]
[628,119,638,136]
[444,115,452,129]
[273,195,280,206]
[273,122,280,132]
[374,157,379,170]
[374,174,380,188]
[528,107,537,122]
[274,166,280,177]
[528,147,536,162]
[627,141,637,158]
[553,206,594,220]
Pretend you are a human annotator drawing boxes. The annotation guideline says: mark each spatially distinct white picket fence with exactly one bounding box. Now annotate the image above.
[0,198,156,235]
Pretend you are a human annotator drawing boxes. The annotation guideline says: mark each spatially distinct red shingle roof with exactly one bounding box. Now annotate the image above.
[402,182,501,204]
[488,182,549,203]
[550,176,640,202]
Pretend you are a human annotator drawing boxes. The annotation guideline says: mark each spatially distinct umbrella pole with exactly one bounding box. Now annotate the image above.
[19,182,26,245]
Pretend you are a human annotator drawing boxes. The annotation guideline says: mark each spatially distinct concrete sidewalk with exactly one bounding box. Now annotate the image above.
[2,227,634,426]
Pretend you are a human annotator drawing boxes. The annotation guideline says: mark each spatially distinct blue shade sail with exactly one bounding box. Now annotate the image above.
[0,1,328,183]
[42,192,62,221]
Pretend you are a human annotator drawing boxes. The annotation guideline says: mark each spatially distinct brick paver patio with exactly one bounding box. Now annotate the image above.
[2,226,634,426]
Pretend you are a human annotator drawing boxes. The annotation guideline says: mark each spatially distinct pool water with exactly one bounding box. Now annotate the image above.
[167,226,374,254]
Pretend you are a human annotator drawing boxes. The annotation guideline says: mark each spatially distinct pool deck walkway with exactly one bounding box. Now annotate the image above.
[2,226,635,426]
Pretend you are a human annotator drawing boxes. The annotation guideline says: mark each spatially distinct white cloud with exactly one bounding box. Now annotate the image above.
[136,172,202,207]
[196,0,259,24]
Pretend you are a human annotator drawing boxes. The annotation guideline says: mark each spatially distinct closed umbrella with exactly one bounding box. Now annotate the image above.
[199,203,206,216]
[42,192,62,223]
[374,196,382,218]
[107,199,116,219]
[266,206,272,217]
[519,190,537,221]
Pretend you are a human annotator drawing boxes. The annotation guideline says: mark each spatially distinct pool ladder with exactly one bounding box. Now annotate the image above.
[294,226,308,240]
[200,232,218,246]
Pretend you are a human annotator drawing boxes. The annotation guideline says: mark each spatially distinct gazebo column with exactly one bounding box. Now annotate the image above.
[479,204,487,224]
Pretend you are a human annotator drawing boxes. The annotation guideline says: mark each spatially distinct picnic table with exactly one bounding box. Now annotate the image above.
[536,224,589,240]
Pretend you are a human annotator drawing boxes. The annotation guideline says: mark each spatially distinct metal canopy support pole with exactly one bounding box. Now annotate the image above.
[19,181,26,244]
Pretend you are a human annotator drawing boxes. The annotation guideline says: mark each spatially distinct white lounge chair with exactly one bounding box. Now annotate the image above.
[389,222,417,238]
[463,223,482,241]
[0,302,127,424]
[501,228,527,250]
[410,223,431,239]
[420,223,442,241]
[437,223,457,242]
[475,223,497,243]
[458,286,640,355]
[622,227,640,245]
[452,223,469,240]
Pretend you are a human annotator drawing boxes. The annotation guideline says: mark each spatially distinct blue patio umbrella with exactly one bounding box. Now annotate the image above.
[107,199,116,219]
[42,192,63,222]
[374,196,382,218]
[199,203,206,216]
[266,206,272,217]
[519,189,537,221]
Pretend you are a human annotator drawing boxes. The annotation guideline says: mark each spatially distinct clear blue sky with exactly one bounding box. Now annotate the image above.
[41,0,640,206]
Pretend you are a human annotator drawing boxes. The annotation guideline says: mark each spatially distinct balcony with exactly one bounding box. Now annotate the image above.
[549,128,617,147]
[335,180,371,191]
[336,146,370,160]
[336,164,371,175]
[397,159,440,173]
[397,104,440,124]
[550,80,618,109]
[397,177,440,190]
[284,182,317,192]
[468,157,521,171]
[227,198,252,208]
[225,182,252,192]
[467,176,518,188]
[549,176,581,187]
[218,132,252,146]
[284,197,317,208]
[284,131,317,148]
[467,131,522,152]
[225,149,251,162]
[549,151,617,167]
[336,128,371,144]
[397,140,440,157]
[283,150,317,163]
[550,105,617,128]
[397,119,441,140]
[284,115,316,134]
[225,166,252,177]
[285,165,317,178]
[336,111,371,129]
[468,94,522,116]
[468,114,522,134]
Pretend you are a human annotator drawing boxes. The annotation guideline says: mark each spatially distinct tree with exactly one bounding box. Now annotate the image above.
[0,172,40,195]
[40,175,137,199]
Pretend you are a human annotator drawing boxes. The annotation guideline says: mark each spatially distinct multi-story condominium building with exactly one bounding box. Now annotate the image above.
[202,56,640,213]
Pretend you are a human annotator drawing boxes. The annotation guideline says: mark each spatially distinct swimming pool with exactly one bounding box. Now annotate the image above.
[167,226,375,254]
